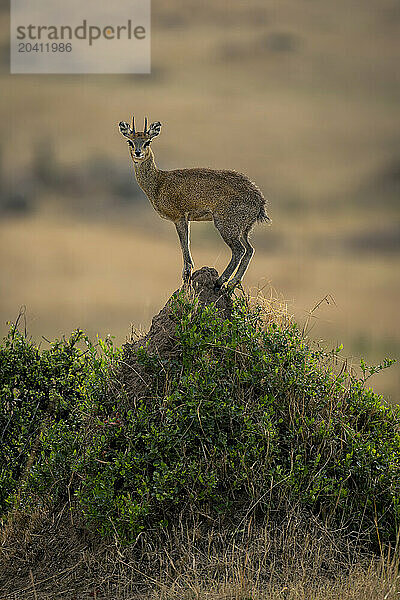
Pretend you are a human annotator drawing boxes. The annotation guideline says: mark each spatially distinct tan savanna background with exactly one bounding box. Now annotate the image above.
[0,0,399,401]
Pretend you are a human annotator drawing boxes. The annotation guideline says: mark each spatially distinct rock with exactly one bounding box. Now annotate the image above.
[190,267,233,319]
[120,267,232,400]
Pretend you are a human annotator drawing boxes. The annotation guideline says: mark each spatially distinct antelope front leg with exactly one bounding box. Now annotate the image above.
[175,218,194,283]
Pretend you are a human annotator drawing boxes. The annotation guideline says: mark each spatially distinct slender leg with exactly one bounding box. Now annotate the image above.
[214,217,245,289]
[175,218,194,283]
[230,227,254,286]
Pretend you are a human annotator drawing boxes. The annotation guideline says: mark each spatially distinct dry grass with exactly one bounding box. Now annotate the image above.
[0,503,399,600]
[1,507,399,599]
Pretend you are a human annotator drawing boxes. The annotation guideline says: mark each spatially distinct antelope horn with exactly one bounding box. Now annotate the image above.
[131,115,136,134]
[144,116,148,133]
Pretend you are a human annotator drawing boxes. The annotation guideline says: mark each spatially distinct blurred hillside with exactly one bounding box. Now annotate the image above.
[0,0,399,399]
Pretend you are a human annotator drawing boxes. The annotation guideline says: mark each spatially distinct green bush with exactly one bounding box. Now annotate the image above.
[0,327,112,515]
[0,293,398,548]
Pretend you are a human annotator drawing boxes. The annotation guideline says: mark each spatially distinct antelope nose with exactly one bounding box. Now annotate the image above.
[135,150,141,157]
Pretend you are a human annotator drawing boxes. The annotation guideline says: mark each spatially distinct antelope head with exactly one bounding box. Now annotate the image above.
[118,116,162,162]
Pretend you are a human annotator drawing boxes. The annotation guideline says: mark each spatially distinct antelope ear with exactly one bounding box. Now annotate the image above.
[148,121,162,139]
[118,121,132,138]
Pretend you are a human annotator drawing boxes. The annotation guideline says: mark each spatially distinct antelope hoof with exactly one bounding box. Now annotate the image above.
[227,279,244,293]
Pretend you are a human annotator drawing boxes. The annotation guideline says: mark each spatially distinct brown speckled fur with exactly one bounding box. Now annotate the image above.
[119,118,270,287]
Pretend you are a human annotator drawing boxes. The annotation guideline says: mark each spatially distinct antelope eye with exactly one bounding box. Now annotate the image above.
[127,140,134,148]
[143,140,151,147]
